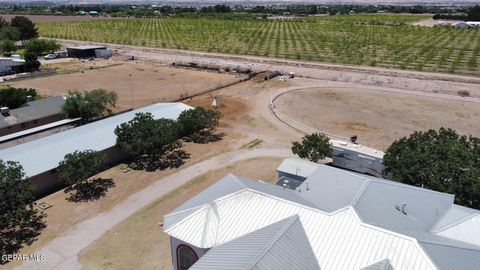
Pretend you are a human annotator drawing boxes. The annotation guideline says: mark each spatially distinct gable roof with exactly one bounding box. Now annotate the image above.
[190,215,320,270]
[297,165,454,232]
[361,259,394,270]
[276,158,320,178]
[0,96,65,128]
[0,102,191,177]
[165,170,480,270]
[170,173,317,214]
[164,177,439,269]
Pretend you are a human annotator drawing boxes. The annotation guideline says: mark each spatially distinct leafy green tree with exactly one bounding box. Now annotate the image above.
[0,87,37,108]
[0,16,8,29]
[0,26,21,41]
[0,160,45,258]
[1,39,16,55]
[0,87,27,108]
[10,16,38,43]
[177,107,221,137]
[383,128,480,209]
[25,39,60,56]
[62,89,117,122]
[291,133,332,162]
[58,150,110,201]
[24,52,41,72]
[467,5,480,21]
[115,113,183,169]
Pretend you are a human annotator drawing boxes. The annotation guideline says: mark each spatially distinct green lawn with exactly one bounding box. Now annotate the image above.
[38,14,480,76]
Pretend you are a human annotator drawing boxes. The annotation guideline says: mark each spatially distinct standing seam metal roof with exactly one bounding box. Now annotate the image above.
[165,170,480,270]
[0,103,192,177]
[190,215,320,270]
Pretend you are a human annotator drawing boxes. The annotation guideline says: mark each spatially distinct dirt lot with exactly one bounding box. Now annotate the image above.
[78,157,283,270]
[0,14,117,23]
[275,87,480,150]
[9,62,237,109]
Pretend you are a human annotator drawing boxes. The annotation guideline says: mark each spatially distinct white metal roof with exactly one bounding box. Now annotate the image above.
[164,183,438,269]
[0,118,80,143]
[298,165,454,231]
[331,139,384,159]
[67,45,107,50]
[190,215,320,270]
[165,170,480,270]
[0,103,191,177]
[276,158,320,178]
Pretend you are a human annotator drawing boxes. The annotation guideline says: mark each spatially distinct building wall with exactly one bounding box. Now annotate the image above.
[331,147,384,177]
[170,237,209,270]
[29,146,129,198]
[277,171,307,182]
[0,114,63,136]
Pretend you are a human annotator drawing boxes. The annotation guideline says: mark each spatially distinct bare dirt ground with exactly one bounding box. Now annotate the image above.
[8,61,236,110]
[9,40,480,270]
[79,157,283,270]
[275,87,480,150]
[57,39,480,99]
[2,131,241,270]
[0,14,117,23]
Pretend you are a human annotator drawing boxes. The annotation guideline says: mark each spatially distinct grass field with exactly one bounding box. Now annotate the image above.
[38,14,480,76]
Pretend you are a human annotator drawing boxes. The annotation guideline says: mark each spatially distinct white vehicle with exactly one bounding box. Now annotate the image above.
[44,54,56,60]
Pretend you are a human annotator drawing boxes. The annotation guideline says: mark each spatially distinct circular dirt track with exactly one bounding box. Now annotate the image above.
[273,87,480,150]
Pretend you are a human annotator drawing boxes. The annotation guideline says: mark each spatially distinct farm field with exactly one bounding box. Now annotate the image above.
[38,14,480,76]
[0,14,117,23]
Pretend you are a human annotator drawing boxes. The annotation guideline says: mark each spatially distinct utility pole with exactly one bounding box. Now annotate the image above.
[129,73,134,108]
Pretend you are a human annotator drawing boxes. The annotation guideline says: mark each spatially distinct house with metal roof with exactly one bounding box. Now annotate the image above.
[0,102,192,197]
[164,160,480,270]
[0,96,66,136]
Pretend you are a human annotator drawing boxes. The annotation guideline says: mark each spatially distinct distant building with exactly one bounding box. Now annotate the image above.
[0,96,65,136]
[466,21,480,27]
[66,45,108,58]
[89,11,100,17]
[455,21,480,29]
[164,162,480,270]
[456,22,470,29]
[0,103,191,197]
[0,57,27,75]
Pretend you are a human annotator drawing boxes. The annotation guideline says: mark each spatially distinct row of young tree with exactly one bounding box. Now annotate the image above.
[292,128,480,210]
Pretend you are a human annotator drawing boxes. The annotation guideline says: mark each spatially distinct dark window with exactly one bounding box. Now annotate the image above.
[21,123,26,128]
[33,120,39,124]
[176,244,198,270]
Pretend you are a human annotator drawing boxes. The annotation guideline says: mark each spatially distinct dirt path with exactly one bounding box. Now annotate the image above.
[55,39,480,99]
[14,147,291,270]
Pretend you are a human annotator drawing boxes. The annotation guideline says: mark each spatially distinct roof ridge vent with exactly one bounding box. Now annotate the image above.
[395,203,407,215]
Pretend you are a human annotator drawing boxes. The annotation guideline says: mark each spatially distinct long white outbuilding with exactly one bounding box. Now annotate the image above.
[0,102,192,196]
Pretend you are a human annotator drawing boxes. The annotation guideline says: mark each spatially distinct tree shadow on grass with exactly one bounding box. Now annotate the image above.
[183,131,225,144]
[128,149,191,172]
[65,178,115,203]
[0,209,46,265]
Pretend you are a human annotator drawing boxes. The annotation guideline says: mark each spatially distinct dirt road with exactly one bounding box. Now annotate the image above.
[56,39,480,99]
[14,147,291,270]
